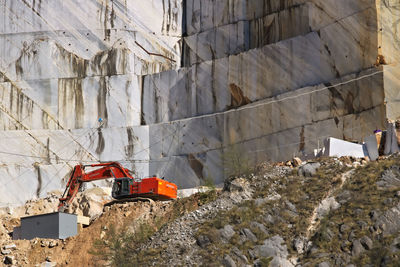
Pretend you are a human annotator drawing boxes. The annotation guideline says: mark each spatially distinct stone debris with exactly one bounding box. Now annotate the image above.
[65,187,113,221]
[196,235,210,248]
[219,225,235,242]
[3,244,16,250]
[360,236,373,250]
[377,165,400,190]
[222,255,236,267]
[48,241,58,248]
[351,239,365,257]
[255,236,294,267]
[1,249,11,255]
[292,157,303,167]
[3,255,14,265]
[298,162,321,177]
[241,228,257,243]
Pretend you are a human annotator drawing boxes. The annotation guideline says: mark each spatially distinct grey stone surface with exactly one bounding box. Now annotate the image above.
[377,166,400,190]
[360,236,373,250]
[384,122,400,155]
[241,228,257,243]
[219,225,235,241]
[231,246,248,264]
[351,239,365,257]
[293,237,306,254]
[315,197,340,219]
[183,4,310,66]
[14,212,77,240]
[364,135,379,161]
[250,221,268,235]
[222,254,236,267]
[298,162,321,177]
[376,203,400,236]
[255,235,294,266]
[196,235,210,248]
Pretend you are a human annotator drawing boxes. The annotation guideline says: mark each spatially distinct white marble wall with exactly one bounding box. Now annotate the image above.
[183,4,311,66]
[183,0,380,66]
[0,67,386,205]
[0,0,183,131]
[144,68,386,188]
[143,5,379,124]
[0,74,143,130]
[185,0,306,36]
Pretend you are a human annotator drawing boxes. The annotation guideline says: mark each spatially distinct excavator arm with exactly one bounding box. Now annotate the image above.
[58,162,133,211]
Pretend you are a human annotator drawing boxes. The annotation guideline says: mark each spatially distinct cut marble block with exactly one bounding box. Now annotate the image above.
[324,138,368,159]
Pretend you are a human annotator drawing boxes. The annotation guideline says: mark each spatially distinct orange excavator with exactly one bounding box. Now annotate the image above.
[58,162,177,211]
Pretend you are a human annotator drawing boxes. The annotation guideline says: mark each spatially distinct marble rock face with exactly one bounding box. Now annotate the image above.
[0,0,399,206]
[0,0,182,131]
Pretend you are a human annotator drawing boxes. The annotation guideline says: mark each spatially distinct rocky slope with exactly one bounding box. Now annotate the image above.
[1,155,400,266]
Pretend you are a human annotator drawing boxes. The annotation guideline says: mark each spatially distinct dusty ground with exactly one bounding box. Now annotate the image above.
[0,187,210,266]
[0,200,174,266]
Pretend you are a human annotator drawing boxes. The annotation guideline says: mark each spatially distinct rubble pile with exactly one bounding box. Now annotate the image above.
[133,156,400,266]
[65,187,113,221]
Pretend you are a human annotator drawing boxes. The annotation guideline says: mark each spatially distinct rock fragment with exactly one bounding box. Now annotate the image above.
[298,162,321,177]
[351,239,365,257]
[222,255,236,267]
[196,235,210,248]
[360,236,373,250]
[3,255,14,265]
[219,225,235,241]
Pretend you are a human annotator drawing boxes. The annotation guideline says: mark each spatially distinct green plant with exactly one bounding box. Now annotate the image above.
[203,176,216,190]
[222,144,253,178]
[259,257,273,266]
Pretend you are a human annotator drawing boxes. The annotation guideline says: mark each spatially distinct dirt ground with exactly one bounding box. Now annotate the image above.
[1,200,173,266]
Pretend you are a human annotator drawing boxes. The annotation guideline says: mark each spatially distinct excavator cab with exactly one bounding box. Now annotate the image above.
[112,178,133,199]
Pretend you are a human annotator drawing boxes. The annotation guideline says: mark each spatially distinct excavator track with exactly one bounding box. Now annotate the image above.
[104,197,155,206]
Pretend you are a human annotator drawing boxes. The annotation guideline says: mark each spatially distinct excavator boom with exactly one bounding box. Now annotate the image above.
[58,162,177,210]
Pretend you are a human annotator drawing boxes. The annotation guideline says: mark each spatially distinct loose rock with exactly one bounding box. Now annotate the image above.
[292,157,302,167]
[3,255,14,265]
[351,240,365,257]
[241,228,257,243]
[196,235,210,248]
[1,249,11,255]
[317,262,330,267]
[219,225,235,241]
[360,236,373,250]
[298,162,321,177]
[222,255,236,267]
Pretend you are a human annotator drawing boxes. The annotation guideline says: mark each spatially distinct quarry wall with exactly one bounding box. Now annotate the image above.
[0,0,398,205]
